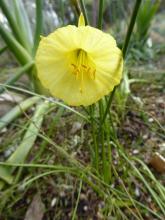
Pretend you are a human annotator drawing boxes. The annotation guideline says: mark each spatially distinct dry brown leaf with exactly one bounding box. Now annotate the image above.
[0,92,25,116]
[149,152,165,173]
[24,193,45,220]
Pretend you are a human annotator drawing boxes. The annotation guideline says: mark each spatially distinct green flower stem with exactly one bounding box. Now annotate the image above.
[98,100,107,181]
[95,0,142,182]
[105,121,112,182]
[0,96,40,131]
[60,0,65,24]
[97,0,108,180]
[122,0,142,58]
[79,0,89,25]
[101,125,106,181]
[101,89,115,125]
[102,0,142,124]
[89,105,99,171]
[0,61,34,94]
[97,0,104,29]
[32,0,43,56]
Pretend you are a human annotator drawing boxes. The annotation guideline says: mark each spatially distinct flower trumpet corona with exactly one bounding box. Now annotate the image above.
[35,14,123,106]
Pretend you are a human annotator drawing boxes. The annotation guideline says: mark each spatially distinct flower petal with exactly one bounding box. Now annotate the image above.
[36,24,123,106]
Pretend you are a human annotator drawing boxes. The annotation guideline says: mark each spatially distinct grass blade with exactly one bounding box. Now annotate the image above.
[133,157,165,201]
[0,61,34,94]
[136,0,160,41]
[72,179,83,220]
[12,0,33,52]
[0,84,89,122]
[0,96,40,131]
[0,46,7,55]
[121,152,165,216]
[97,0,104,29]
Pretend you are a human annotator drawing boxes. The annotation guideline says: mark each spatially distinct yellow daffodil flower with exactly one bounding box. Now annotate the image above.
[35,14,123,106]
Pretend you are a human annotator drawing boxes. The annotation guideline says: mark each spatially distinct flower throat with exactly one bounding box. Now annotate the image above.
[71,49,96,93]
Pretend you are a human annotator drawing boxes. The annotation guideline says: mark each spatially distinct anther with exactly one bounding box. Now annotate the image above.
[81,64,87,68]
[92,69,96,80]
[87,67,91,74]
[71,64,77,68]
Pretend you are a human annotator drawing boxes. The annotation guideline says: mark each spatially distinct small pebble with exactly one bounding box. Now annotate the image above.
[132,149,139,155]
[148,118,154,122]
[156,97,164,104]
[147,197,152,203]
[59,191,65,197]
[97,211,104,219]
[80,193,87,200]
[0,127,7,133]
[98,201,105,209]
[147,38,152,48]
[18,184,25,192]
[4,149,12,158]
[143,134,148,140]
[4,145,17,158]
[51,198,57,207]
[114,160,118,165]
[73,135,80,146]
[158,142,165,151]
[83,205,88,211]
[135,187,140,197]
[71,122,82,134]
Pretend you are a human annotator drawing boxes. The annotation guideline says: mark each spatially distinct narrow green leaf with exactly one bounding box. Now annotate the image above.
[0,0,30,51]
[79,0,89,25]
[32,0,43,56]
[0,24,32,64]
[72,179,83,220]
[12,0,33,52]
[136,0,160,40]
[7,101,51,164]
[0,166,13,184]
[0,101,51,185]
[122,0,142,58]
